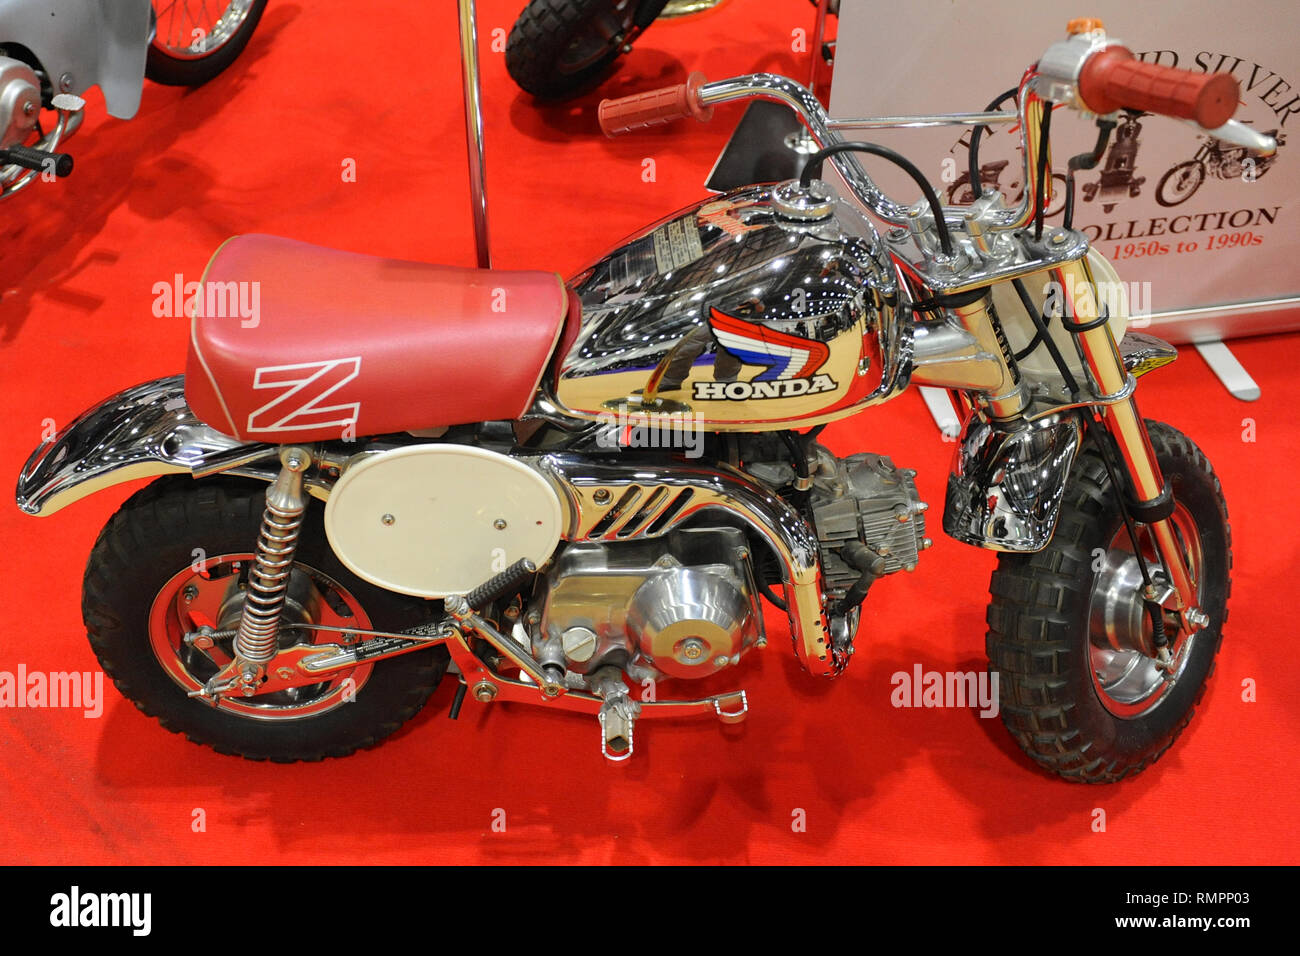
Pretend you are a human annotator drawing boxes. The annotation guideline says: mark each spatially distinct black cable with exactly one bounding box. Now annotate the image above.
[1011,277,1079,395]
[968,87,1018,201]
[1085,414,1169,650]
[910,286,989,315]
[757,578,788,613]
[801,141,954,255]
[1033,101,1054,240]
[1010,278,1048,361]
[779,430,810,507]
[1062,120,1114,230]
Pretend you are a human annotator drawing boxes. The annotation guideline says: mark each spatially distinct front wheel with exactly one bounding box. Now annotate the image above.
[1156,160,1205,207]
[986,421,1231,782]
[146,0,269,87]
[82,476,449,761]
[506,0,670,99]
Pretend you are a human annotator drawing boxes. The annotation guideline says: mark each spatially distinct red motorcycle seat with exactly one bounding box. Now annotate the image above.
[184,235,569,442]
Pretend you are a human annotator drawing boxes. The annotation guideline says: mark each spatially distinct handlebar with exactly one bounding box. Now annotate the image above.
[596,23,1275,241]
[1077,47,1237,128]
[598,71,713,137]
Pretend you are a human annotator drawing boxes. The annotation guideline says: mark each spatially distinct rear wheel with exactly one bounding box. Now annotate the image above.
[986,422,1231,782]
[506,0,669,99]
[82,476,448,761]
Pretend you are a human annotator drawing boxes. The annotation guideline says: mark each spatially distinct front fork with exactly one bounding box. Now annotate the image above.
[1051,257,1204,639]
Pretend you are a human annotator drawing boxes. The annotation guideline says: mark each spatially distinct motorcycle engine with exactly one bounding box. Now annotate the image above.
[534,526,763,681]
[747,441,929,602]
[530,442,928,683]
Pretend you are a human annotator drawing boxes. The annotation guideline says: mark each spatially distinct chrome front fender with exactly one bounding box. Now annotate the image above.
[16,375,275,517]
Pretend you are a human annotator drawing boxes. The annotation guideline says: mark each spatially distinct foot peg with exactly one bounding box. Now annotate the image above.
[590,671,640,762]
[0,144,73,177]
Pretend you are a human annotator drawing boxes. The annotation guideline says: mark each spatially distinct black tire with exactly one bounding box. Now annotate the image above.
[986,421,1231,783]
[82,475,449,762]
[1155,160,1205,207]
[506,0,669,100]
[145,0,269,87]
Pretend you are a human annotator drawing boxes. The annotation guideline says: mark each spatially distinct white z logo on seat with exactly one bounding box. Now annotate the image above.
[246,357,362,433]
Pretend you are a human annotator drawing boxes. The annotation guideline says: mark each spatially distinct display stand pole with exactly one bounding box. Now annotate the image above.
[457,0,491,269]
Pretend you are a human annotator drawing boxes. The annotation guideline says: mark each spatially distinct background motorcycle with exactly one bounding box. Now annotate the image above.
[1156,125,1287,207]
[0,0,267,199]
[15,23,1268,779]
[506,0,838,99]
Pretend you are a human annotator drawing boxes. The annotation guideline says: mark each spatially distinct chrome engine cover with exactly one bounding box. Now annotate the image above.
[536,526,763,680]
[0,57,40,150]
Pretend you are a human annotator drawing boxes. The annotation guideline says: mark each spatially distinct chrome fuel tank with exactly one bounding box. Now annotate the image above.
[550,184,910,430]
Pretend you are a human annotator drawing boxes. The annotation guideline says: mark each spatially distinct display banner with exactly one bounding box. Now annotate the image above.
[827,0,1299,342]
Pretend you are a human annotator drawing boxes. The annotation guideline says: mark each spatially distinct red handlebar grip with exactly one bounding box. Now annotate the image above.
[598,72,714,137]
[1079,47,1239,128]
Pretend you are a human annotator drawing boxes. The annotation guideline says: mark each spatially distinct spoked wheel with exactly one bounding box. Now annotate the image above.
[83,476,449,761]
[506,0,670,99]
[146,0,269,86]
[986,421,1231,782]
[1155,160,1205,207]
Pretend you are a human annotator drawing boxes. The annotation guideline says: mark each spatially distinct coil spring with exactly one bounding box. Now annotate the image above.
[233,496,306,664]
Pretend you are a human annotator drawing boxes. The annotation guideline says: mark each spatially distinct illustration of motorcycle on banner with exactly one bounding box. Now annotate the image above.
[1081,110,1148,212]
[947,158,1069,217]
[16,22,1274,781]
[1157,124,1287,206]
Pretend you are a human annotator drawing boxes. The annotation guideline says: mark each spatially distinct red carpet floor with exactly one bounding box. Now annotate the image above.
[0,0,1296,865]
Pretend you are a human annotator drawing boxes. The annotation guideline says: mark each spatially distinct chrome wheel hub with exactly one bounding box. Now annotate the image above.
[149,554,374,720]
[1087,502,1204,719]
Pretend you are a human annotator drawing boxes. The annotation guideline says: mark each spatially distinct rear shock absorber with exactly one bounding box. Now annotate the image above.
[232,446,312,693]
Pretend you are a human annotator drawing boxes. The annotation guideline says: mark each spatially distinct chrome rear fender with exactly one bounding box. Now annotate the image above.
[16,375,284,517]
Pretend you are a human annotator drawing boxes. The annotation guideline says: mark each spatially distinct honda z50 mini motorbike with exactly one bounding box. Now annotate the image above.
[0,0,266,200]
[18,20,1270,778]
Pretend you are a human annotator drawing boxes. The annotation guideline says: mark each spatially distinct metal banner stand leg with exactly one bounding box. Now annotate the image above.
[919,386,961,438]
[458,0,491,269]
[1193,341,1261,401]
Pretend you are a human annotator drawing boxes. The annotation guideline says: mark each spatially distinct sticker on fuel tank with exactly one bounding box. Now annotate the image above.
[690,308,838,400]
[651,216,705,272]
